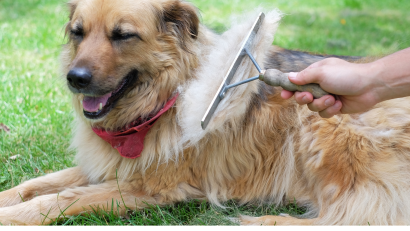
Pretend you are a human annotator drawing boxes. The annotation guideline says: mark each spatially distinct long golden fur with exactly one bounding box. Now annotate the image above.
[1,0,410,225]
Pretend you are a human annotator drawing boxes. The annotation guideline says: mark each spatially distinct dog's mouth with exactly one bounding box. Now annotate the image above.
[82,70,138,120]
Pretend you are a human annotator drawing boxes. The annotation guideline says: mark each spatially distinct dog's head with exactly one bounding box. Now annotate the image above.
[62,0,199,130]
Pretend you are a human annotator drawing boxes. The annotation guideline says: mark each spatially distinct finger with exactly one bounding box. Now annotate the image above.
[319,100,343,118]
[294,92,313,105]
[288,66,323,86]
[307,95,336,112]
[307,61,323,69]
[281,90,294,99]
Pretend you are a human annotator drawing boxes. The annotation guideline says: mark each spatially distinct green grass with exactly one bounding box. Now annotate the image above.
[48,200,306,225]
[1,0,410,226]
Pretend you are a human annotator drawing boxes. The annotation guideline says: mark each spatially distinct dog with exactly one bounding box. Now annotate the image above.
[1,0,410,225]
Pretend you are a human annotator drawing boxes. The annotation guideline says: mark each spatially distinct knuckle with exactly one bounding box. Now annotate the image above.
[309,60,323,69]
[325,57,339,64]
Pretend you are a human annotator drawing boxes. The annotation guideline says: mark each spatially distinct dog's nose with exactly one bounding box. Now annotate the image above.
[67,68,92,89]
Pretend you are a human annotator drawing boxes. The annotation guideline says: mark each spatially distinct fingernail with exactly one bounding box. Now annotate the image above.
[288,72,298,79]
[325,98,333,107]
[302,96,309,103]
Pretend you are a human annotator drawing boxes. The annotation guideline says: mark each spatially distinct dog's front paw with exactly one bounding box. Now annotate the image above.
[239,215,267,226]
[239,214,313,226]
[0,208,18,225]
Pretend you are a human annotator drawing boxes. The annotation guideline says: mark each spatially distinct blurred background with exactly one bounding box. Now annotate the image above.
[0,0,409,222]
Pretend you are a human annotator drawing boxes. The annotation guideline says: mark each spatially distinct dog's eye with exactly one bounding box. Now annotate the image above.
[111,27,142,42]
[111,33,138,41]
[70,28,84,38]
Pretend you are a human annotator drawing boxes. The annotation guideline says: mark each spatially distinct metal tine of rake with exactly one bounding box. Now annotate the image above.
[201,12,266,130]
[202,12,329,130]
[219,48,262,99]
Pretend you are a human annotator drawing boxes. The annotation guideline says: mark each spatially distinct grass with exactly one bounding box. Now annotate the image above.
[49,200,306,226]
[1,0,410,226]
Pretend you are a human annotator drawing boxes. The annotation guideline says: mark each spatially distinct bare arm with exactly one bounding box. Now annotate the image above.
[282,47,410,118]
[371,47,410,102]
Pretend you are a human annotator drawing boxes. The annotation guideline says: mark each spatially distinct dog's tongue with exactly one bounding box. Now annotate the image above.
[82,93,112,112]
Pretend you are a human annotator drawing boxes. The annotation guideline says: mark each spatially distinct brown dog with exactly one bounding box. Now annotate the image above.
[1,0,410,225]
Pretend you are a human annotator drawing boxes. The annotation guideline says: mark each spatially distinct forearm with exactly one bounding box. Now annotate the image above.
[368,47,410,102]
[285,48,410,118]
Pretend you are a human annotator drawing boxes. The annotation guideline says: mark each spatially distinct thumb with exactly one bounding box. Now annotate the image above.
[288,65,323,86]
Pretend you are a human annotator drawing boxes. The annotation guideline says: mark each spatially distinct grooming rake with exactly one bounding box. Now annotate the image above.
[201,12,329,130]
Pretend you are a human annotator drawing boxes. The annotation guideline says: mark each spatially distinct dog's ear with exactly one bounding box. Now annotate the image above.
[65,0,79,37]
[159,0,199,48]
[67,0,79,21]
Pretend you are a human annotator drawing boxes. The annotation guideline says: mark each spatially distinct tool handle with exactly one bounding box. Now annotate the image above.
[259,69,329,99]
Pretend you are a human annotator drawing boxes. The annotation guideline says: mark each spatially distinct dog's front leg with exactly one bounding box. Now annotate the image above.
[0,167,89,208]
[0,179,158,225]
[240,214,318,226]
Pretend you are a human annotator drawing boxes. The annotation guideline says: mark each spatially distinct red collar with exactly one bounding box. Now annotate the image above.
[92,93,179,159]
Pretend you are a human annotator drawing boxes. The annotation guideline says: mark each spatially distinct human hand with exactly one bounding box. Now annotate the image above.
[281,58,381,118]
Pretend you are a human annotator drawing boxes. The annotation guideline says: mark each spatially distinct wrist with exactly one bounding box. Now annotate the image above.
[362,61,389,104]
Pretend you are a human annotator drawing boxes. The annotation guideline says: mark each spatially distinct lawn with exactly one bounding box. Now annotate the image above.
[1,0,410,226]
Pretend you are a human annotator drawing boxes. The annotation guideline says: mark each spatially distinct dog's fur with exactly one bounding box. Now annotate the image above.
[1,0,410,225]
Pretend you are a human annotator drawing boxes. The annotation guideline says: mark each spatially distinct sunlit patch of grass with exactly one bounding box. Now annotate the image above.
[0,0,74,192]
